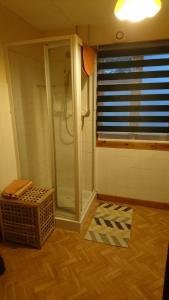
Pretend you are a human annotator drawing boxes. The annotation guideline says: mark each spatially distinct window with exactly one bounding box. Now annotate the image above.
[97,41,169,141]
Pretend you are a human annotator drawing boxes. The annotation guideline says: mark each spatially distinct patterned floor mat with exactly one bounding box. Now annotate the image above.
[84,202,133,247]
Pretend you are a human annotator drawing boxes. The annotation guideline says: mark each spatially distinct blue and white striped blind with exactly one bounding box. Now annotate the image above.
[97,41,169,139]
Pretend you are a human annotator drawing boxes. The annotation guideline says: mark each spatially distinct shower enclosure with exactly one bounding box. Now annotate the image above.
[7,35,95,229]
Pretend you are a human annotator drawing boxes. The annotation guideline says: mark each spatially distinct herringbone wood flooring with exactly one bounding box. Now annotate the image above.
[0,200,169,300]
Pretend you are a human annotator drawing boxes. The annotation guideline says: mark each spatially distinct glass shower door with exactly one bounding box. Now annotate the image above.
[46,41,76,218]
[8,35,89,225]
[8,44,52,188]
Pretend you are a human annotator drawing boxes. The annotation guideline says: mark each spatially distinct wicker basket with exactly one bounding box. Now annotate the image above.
[0,187,55,248]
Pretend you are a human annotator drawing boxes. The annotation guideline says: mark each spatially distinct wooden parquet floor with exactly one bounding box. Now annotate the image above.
[0,200,169,300]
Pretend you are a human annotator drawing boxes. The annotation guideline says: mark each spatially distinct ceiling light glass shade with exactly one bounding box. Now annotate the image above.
[114,0,161,22]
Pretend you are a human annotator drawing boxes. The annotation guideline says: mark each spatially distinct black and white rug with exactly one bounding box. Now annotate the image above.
[84,202,133,247]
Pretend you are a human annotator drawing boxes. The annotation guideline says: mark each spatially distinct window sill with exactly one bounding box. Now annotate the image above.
[96,139,169,151]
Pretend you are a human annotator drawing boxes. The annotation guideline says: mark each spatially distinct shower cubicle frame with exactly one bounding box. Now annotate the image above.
[6,34,96,230]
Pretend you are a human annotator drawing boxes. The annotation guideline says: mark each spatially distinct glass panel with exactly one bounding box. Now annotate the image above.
[81,69,94,212]
[48,43,76,218]
[8,44,52,187]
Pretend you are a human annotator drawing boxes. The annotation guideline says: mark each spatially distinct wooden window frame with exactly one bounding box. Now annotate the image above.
[96,139,169,150]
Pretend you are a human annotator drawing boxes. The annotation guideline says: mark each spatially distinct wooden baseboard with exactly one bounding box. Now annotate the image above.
[97,194,169,210]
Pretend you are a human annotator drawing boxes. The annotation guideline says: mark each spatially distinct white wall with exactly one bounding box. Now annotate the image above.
[84,18,169,203]
[96,148,169,203]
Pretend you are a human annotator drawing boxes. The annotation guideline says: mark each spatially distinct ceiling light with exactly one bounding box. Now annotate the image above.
[114,0,161,22]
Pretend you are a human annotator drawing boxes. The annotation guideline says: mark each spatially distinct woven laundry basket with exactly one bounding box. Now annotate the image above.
[0,187,55,248]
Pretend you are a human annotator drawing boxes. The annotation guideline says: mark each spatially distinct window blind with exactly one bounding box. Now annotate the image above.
[97,41,169,139]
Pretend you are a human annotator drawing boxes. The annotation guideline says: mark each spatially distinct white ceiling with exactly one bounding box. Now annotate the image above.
[0,0,117,31]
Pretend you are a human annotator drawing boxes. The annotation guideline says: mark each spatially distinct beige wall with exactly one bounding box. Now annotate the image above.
[88,14,169,45]
[0,4,42,43]
[0,4,41,192]
[1,2,169,203]
[44,10,169,46]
